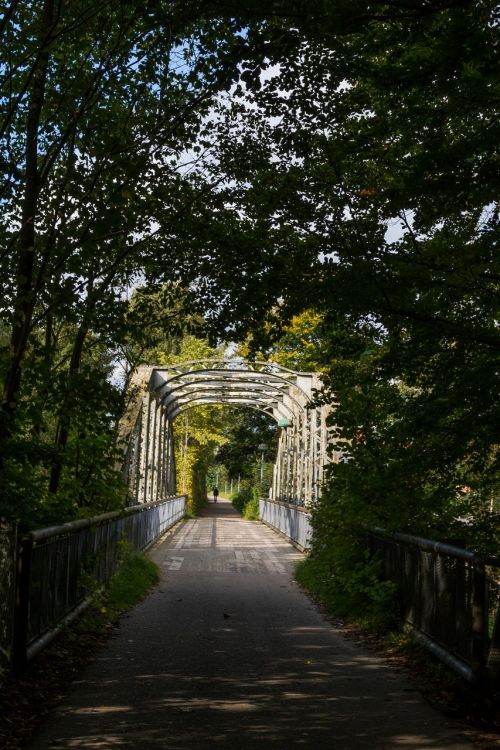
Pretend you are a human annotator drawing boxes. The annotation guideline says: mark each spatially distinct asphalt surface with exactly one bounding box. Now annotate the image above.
[29,500,473,749]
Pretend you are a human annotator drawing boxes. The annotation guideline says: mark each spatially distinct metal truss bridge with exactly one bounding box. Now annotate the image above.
[120,359,335,507]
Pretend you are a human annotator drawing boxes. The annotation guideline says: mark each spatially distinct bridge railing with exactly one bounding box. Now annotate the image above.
[370,528,500,684]
[257,502,500,684]
[259,498,311,551]
[9,495,185,672]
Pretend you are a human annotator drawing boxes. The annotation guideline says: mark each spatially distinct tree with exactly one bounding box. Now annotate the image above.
[0,2,258,515]
[239,309,325,372]
[215,408,277,483]
[2,0,498,551]
[165,1,499,549]
[0,0,250,495]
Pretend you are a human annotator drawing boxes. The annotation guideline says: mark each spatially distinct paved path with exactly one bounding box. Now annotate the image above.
[30,500,472,749]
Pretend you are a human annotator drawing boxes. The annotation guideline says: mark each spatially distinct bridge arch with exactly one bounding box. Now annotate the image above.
[120,360,334,508]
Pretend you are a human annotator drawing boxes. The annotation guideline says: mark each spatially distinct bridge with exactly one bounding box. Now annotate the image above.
[1,360,498,747]
[21,501,478,750]
[2,358,498,691]
[119,359,336,510]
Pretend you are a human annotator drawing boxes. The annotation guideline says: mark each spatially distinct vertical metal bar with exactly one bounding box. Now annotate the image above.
[305,411,312,505]
[287,427,294,502]
[168,421,176,495]
[471,558,488,682]
[182,413,189,493]
[165,417,172,496]
[487,600,500,681]
[157,406,164,501]
[139,396,152,503]
[275,432,283,501]
[297,413,305,504]
[155,403,162,501]
[150,402,157,502]
[133,412,142,503]
[158,408,165,499]
[149,399,158,503]
[12,534,33,673]
[294,415,300,503]
[145,397,156,503]
[129,412,142,505]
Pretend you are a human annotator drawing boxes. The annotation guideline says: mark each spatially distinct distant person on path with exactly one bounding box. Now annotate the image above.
[213,486,219,502]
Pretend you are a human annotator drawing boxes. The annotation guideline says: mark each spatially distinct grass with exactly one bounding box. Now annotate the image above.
[106,544,159,616]
[79,542,159,630]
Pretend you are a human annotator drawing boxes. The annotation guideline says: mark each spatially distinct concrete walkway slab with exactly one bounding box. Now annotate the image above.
[29,500,473,749]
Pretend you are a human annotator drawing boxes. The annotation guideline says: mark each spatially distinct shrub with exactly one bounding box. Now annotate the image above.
[294,478,398,632]
[106,542,159,616]
[232,482,261,520]
[243,493,260,520]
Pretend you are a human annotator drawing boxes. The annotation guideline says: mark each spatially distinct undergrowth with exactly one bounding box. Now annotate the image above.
[295,555,500,727]
[231,484,260,520]
[294,550,396,633]
[77,541,159,632]
[106,542,159,615]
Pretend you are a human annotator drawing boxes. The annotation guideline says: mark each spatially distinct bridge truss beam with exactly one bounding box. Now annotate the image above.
[120,360,336,507]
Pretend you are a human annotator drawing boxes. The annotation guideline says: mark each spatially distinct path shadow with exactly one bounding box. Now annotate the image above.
[201,498,240,519]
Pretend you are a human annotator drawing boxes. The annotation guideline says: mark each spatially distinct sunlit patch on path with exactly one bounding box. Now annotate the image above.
[166,507,300,575]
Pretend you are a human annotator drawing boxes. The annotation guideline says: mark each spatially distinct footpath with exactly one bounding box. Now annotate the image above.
[29,500,473,749]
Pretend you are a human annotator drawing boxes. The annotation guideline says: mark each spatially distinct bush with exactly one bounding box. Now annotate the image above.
[243,493,260,520]
[232,482,261,520]
[231,482,253,514]
[294,479,397,632]
[295,547,396,632]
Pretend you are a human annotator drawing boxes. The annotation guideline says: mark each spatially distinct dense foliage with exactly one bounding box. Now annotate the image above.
[1,0,498,598]
[173,2,499,559]
[215,409,276,483]
[0,1,242,523]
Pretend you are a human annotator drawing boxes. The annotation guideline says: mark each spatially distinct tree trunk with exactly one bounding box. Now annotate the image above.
[48,324,88,494]
[0,0,56,467]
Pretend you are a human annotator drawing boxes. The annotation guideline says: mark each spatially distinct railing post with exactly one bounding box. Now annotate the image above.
[0,519,18,675]
[12,533,33,674]
[471,557,488,684]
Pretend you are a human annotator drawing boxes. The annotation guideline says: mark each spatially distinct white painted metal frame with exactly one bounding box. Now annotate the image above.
[120,360,334,507]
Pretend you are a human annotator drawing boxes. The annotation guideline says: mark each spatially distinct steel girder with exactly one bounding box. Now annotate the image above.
[119,360,335,507]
